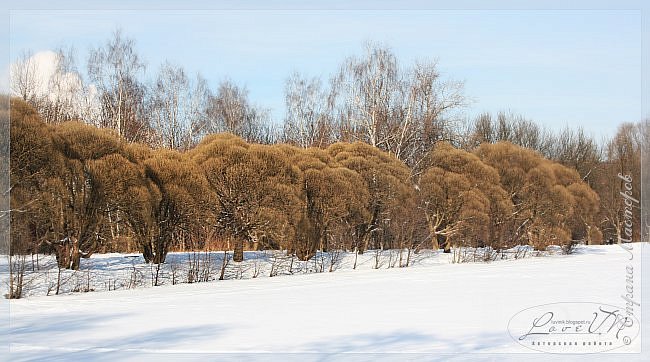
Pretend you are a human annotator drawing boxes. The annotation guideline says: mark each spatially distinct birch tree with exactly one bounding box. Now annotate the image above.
[88,29,148,143]
[150,62,190,150]
[205,80,269,143]
[10,50,42,104]
[331,43,465,168]
[283,72,333,148]
[334,43,399,149]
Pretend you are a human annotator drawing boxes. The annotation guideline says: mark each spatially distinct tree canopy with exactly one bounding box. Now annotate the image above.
[9,98,611,269]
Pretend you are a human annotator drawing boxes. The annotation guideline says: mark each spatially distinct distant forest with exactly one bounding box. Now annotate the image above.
[6,30,644,270]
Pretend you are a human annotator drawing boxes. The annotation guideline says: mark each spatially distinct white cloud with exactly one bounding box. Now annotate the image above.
[10,50,101,123]
[31,51,58,94]
[9,50,56,98]
[12,50,69,98]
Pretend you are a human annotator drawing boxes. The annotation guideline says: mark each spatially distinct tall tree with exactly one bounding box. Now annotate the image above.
[596,123,642,243]
[149,62,191,150]
[331,43,465,168]
[283,72,333,148]
[205,80,269,143]
[10,50,42,105]
[88,29,148,143]
[391,61,465,169]
[333,43,399,149]
[187,73,212,147]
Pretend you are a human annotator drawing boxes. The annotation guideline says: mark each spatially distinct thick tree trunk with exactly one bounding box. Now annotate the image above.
[431,235,440,250]
[54,237,81,270]
[142,239,168,264]
[359,234,370,255]
[233,239,244,262]
[296,248,316,262]
[152,250,167,264]
[143,243,154,263]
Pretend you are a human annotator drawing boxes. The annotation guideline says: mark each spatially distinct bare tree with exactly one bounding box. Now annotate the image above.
[550,127,602,183]
[597,123,642,243]
[88,29,148,142]
[1,95,12,297]
[331,43,465,169]
[467,111,554,156]
[12,48,100,127]
[0,94,9,241]
[283,72,333,148]
[10,50,43,104]
[187,74,212,147]
[334,42,399,149]
[40,47,85,124]
[205,80,269,143]
[391,61,465,169]
[641,119,650,244]
[468,112,495,145]
[149,62,191,150]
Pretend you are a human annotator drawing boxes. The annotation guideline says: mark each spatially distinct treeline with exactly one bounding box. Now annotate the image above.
[10,30,643,183]
[466,111,644,246]
[8,30,645,270]
[11,98,629,270]
[10,30,465,165]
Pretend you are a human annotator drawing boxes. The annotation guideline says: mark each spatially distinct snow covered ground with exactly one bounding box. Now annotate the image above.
[3,244,650,361]
[0,247,535,299]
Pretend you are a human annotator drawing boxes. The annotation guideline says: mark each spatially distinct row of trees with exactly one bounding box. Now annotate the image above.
[14,31,638,185]
[11,30,273,150]
[8,30,645,271]
[465,112,644,244]
[10,30,464,163]
[11,98,611,270]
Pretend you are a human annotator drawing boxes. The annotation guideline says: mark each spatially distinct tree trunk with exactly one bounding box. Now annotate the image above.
[143,240,168,264]
[431,236,440,250]
[233,239,244,262]
[143,243,154,263]
[54,238,82,270]
[152,250,167,264]
[359,234,369,255]
[219,251,228,280]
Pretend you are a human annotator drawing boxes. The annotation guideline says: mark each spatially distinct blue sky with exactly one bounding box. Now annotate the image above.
[6,7,645,140]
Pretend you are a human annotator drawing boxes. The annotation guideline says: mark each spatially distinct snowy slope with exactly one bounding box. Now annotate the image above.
[5,244,650,361]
